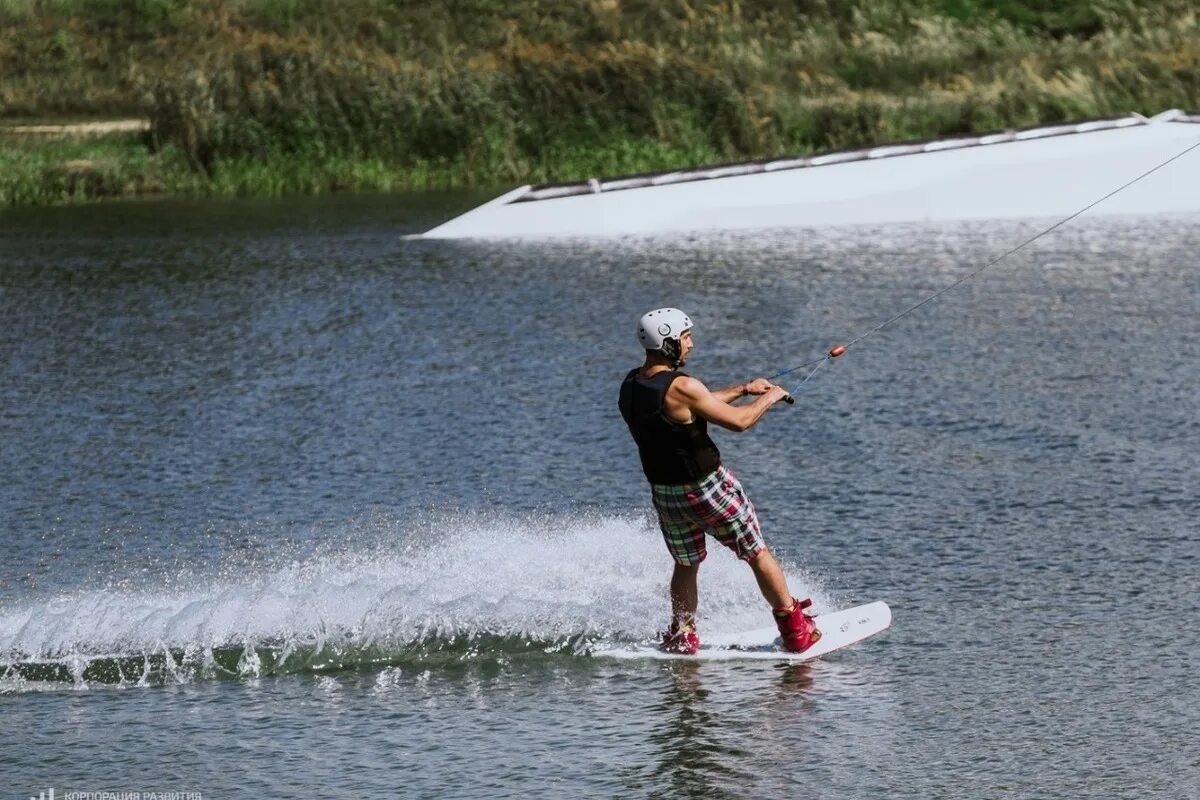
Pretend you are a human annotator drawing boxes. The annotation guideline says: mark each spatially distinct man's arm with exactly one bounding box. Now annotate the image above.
[711,383,748,404]
[671,376,789,432]
[711,378,778,404]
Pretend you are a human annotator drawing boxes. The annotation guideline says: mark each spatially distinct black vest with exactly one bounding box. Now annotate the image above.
[618,368,721,485]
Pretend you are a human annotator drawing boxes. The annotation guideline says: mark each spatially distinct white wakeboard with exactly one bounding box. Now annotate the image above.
[597,601,891,662]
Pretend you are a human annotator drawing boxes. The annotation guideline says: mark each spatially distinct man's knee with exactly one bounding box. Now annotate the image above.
[747,547,777,569]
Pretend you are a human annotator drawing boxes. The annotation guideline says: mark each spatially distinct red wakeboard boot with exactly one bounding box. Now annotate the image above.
[774,597,822,653]
[661,618,700,655]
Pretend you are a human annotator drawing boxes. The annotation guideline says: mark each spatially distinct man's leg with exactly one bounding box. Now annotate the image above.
[705,467,796,612]
[750,548,821,652]
[748,549,793,610]
[670,562,700,626]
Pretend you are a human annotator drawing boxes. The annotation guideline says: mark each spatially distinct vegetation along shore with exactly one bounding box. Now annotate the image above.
[1,0,1197,207]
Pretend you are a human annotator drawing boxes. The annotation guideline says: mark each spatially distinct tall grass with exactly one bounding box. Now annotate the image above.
[2,0,1198,205]
[0,133,176,206]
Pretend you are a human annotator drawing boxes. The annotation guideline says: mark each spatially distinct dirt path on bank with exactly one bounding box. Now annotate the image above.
[0,119,149,136]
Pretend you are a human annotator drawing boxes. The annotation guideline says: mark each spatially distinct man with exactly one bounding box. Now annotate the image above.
[618,307,821,655]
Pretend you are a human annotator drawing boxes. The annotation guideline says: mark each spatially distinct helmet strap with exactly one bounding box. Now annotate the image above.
[661,337,683,368]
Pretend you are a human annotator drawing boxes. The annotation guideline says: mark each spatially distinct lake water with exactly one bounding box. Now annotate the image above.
[1,195,1198,798]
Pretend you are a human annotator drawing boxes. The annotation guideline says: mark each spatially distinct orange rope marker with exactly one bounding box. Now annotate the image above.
[828,344,847,358]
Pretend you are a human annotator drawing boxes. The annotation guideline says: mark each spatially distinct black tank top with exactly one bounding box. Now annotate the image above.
[618,368,721,485]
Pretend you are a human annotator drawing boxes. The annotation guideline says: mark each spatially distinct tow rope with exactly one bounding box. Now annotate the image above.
[771,134,1200,401]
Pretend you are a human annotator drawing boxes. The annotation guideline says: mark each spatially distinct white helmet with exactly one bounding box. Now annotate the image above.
[637,307,693,362]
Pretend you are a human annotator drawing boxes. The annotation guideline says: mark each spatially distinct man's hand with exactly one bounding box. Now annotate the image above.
[746,380,792,407]
[743,378,778,396]
[763,384,790,404]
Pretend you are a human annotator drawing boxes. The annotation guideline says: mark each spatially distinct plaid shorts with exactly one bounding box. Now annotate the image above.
[650,465,766,565]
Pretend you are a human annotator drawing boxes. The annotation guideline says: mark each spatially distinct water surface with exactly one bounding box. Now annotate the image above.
[2,196,1198,798]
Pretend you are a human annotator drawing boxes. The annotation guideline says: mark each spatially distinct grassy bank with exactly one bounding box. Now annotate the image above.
[2,0,1198,206]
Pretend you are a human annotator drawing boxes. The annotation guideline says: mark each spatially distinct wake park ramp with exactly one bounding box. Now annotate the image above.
[420,109,1200,239]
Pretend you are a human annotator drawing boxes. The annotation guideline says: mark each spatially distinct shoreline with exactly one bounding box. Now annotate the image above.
[0,121,728,209]
[6,106,1200,213]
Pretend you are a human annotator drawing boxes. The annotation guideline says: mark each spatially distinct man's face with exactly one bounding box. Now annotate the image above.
[677,329,694,366]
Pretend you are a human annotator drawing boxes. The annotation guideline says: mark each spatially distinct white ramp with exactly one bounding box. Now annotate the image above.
[420,110,1200,239]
